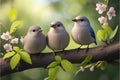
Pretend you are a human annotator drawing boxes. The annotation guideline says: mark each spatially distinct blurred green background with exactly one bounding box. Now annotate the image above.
[0,0,119,80]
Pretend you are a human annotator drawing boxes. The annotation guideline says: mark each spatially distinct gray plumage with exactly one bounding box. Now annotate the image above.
[72,16,96,46]
[22,25,46,54]
[47,21,70,51]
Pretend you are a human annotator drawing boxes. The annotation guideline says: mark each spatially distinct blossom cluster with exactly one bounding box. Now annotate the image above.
[80,66,95,72]
[96,3,116,25]
[1,32,19,52]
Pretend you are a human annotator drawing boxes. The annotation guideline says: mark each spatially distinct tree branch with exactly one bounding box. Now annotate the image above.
[0,41,120,76]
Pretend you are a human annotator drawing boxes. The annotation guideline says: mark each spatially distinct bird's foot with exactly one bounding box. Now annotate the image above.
[76,45,82,53]
[76,47,81,53]
[85,45,89,53]
[52,52,56,56]
[62,49,67,55]
[85,47,89,53]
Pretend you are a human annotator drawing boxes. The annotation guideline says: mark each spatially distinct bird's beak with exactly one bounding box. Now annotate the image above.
[72,19,77,22]
[38,29,42,32]
[50,24,56,28]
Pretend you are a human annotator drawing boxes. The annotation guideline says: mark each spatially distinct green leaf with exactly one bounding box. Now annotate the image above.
[8,7,17,22]
[97,30,108,41]
[100,65,106,70]
[10,20,23,34]
[55,56,61,62]
[84,63,93,68]
[96,61,103,68]
[85,55,93,62]
[100,61,107,70]
[47,61,59,68]
[102,25,113,35]
[10,53,20,70]
[44,77,49,80]
[48,66,59,80]
[13,46,20,52]
[109,25,118,40]
[96,61,107,70]
[79,55,93,66]
[19,51,32,64]
[3,51,15,59]
[61,59,75,73]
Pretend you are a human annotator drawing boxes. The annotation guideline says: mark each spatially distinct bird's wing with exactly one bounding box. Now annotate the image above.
[88,26,96,41]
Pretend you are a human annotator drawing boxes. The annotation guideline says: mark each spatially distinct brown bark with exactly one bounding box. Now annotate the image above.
[0,41,120,76]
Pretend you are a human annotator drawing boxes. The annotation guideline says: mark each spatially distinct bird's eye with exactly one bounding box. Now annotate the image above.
[32,29,36,32]
[57,24,60,27]
[80,19,84,22]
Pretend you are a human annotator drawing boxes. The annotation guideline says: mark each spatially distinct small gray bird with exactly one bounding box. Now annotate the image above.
[47,21,70,53]
[21,25,46,54]
[72,16,97,49]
